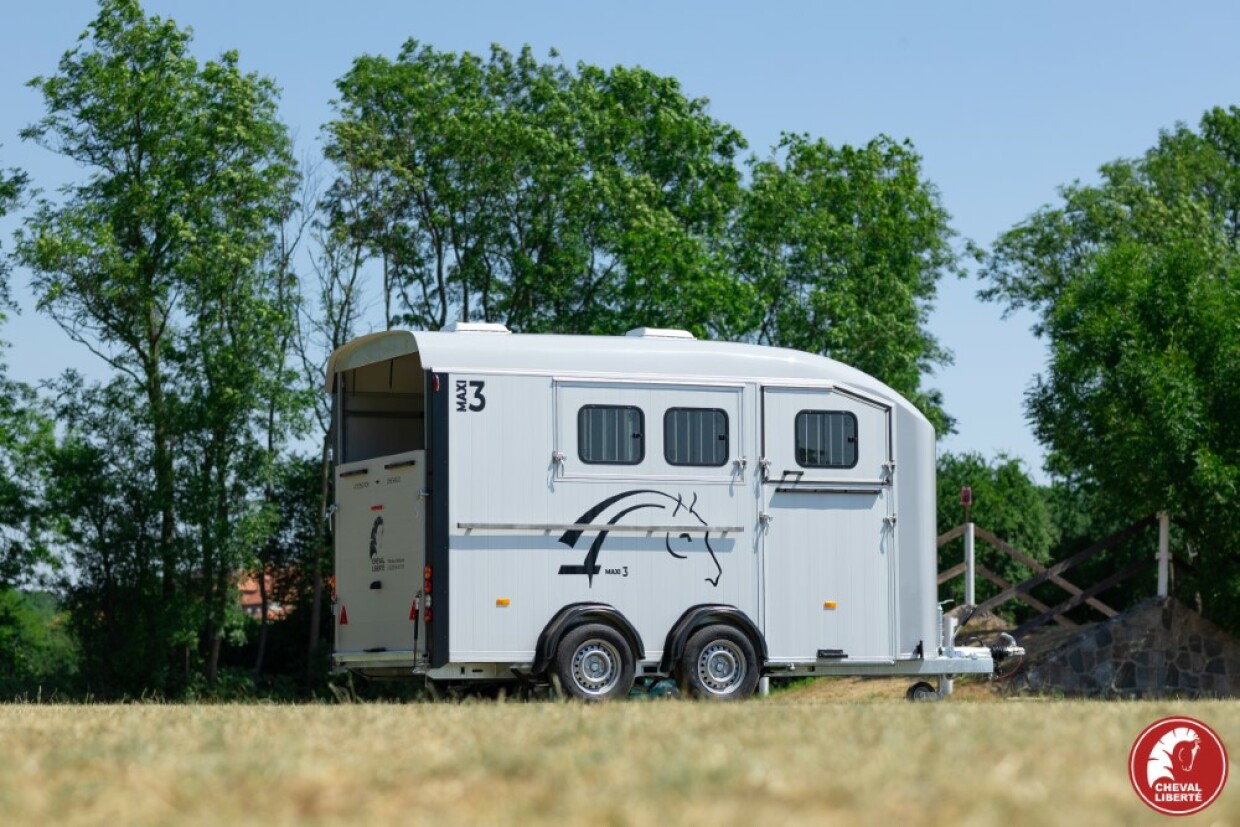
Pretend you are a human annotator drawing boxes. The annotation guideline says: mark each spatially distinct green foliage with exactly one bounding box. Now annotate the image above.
[936,451,1055,612]
[324,41,749,337]
[18,0,304,694]
[0,162,26,309]
[982,106,1240,631]
[325,45,963,431]
[0,379,54,587]
[0,159,57,589]
[43,375,183,694]
[246,454,333,684]
[0,589,79,697]
[734,134,965,433]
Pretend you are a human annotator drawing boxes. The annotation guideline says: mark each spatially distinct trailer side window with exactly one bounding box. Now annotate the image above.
[794,411,858,468]
[664,408,728,467]
[578,405,645,465]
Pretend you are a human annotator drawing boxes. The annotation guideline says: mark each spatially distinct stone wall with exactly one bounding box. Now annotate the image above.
[1000,597,1240,698]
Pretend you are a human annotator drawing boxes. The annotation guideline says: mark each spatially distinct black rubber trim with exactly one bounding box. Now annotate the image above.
[532,602,645,676]
[659,604,768,675]
[428,370,450,668]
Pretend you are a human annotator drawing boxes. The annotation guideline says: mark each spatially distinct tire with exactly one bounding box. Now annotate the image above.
[906,681,937,702]
[554,623,636,701]
[680,624,760,700]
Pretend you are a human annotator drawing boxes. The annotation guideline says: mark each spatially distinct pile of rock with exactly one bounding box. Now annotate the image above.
[1000,597,1240,698]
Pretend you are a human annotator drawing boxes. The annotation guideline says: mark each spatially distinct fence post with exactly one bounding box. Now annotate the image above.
[1157,511,1170,598]
[964,521,976,606]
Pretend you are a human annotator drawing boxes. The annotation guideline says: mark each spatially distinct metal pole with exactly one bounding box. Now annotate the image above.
[964,521,976,606]
[758,676,770,697]
[1157,511,1170,598]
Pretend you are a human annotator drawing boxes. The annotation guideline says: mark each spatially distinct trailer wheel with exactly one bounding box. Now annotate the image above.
[906,681,937,702]
[681,624,760,700]
[554,623,635,701]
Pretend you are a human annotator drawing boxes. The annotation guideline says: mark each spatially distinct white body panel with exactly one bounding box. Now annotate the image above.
[327,329,987,680]
[450,376,755,664]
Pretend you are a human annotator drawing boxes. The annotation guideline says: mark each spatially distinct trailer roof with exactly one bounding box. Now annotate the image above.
[325,328,928,425]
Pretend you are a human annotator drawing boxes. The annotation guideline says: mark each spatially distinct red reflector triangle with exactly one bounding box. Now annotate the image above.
[339,605,349,625]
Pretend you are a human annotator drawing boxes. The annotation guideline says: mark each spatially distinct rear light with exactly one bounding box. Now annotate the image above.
[424,564,432,595]
[423,607,433,623]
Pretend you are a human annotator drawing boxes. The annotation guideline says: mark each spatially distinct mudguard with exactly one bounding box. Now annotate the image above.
[660,604,768,675]
[533,602,645,676]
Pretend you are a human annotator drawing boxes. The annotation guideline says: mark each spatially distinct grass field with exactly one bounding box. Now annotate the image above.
[1,681,1237,826]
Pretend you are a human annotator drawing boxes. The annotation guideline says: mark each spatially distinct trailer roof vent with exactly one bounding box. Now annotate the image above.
[443,321,511,334]
[624,327,696,340]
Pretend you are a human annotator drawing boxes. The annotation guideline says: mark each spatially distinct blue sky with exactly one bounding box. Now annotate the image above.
[3,1,1239,480]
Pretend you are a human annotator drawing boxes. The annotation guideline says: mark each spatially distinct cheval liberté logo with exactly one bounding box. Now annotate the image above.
[1128,716,1228,816]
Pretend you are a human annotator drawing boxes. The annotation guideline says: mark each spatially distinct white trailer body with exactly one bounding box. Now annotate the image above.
[328,325,998,697]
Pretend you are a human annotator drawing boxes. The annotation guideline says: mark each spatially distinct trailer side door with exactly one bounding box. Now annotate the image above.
[759,386,895,662]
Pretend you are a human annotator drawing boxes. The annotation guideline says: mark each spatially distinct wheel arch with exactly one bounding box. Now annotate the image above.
[660,604,767,676]
[533,602,645,676]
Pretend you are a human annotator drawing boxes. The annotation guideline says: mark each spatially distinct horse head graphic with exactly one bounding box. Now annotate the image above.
[557,489,723,587]
[1147,727,1202,786]
[368,515,384,559]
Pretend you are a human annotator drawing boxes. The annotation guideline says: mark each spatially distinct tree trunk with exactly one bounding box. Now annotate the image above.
[307,431,332,683]
[254,563,270,677]
[206,630,222,684]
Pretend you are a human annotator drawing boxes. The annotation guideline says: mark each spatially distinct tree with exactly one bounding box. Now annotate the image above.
[0,163,73,698]
[42,374,169,694]
[292,216,367,680]
[733,134,965,433]
[324,42,748,337]
[0,162,52,587]
[0,589,79,698]
[982,106,1240,631]
[18,0,302,690]
[935,451,1055,613]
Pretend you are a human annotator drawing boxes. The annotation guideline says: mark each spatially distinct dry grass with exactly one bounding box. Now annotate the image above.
[1,690,1237,826]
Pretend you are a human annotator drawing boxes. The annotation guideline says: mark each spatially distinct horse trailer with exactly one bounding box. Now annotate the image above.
[327,324,1018,700]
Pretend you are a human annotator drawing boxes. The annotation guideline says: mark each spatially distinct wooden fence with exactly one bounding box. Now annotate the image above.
[937,514,1161,638]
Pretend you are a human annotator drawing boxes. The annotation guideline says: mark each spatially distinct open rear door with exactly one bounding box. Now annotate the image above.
[334,449,426,661]
[760,386,896,662]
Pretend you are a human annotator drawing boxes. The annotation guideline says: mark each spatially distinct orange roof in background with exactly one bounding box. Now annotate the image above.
[236,573,289,620]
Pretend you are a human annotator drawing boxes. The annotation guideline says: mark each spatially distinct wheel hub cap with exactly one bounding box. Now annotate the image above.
[571,640,621,695]
[698,641,745,694]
